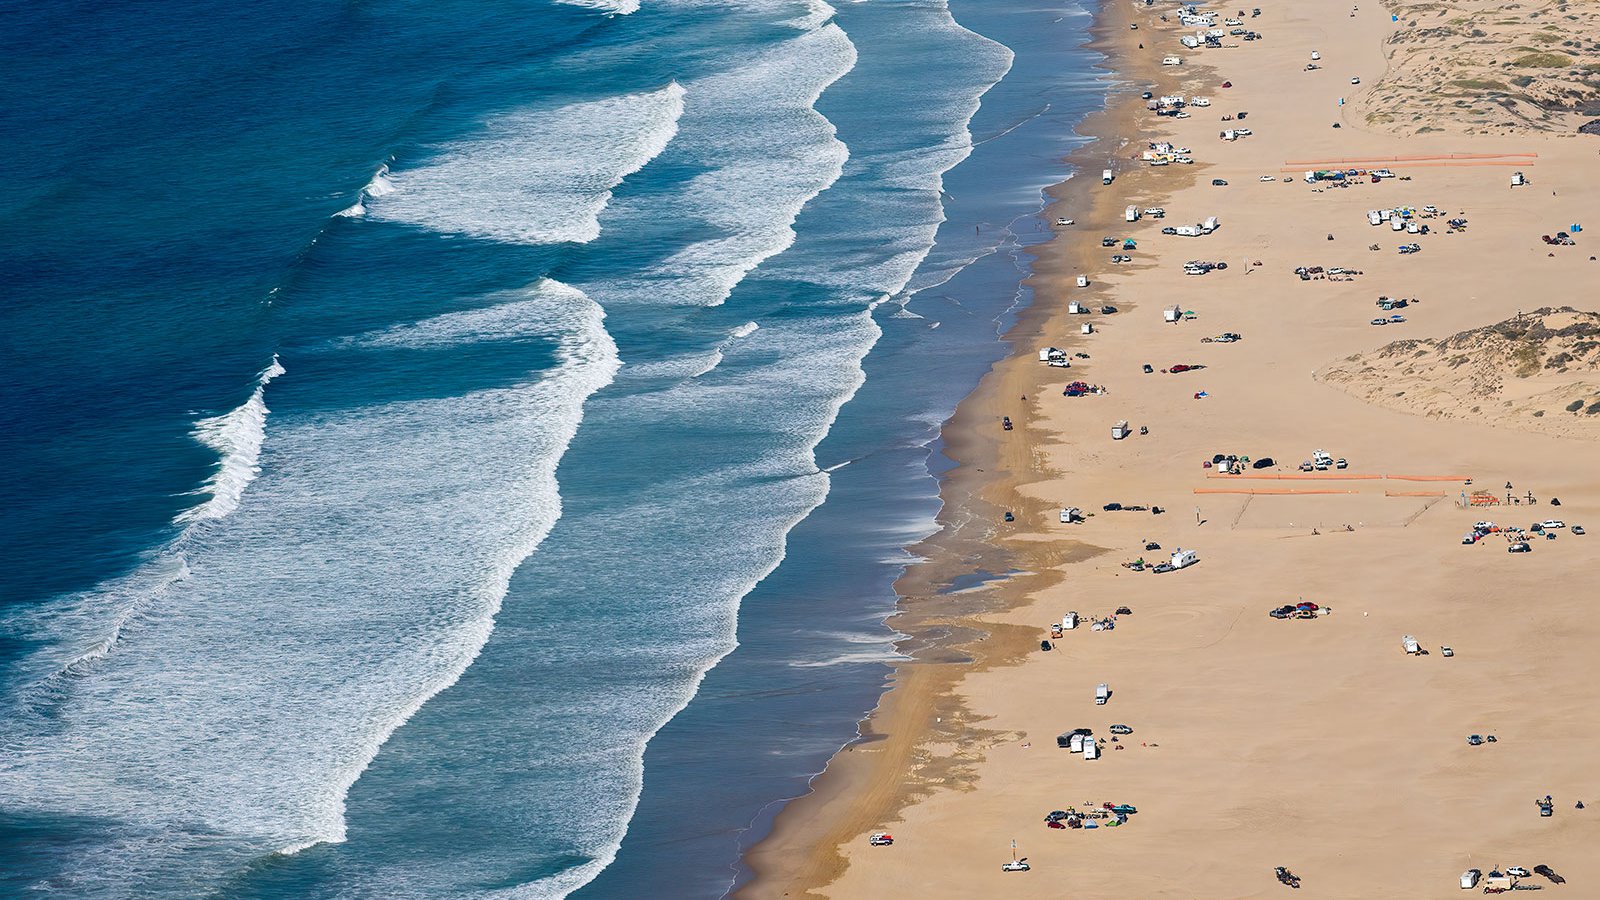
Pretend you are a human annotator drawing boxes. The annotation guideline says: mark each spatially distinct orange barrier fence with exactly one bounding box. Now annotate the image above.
[1205,472,1383,480]
[1386,475,1472,482]
[1386,490,1447,497]
[1194,488,1357,495]
[1283,152,1537,165]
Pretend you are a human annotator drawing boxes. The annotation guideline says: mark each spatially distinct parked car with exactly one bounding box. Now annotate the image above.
[1507,867,1531,878]
[1252,457,1275,469]
[1162,226,1178,234]
[1211,178,1228,186]
[1370,318,1389,326]
[1142,363,1154,373]
[1533,865,1565,884]
[1335,458,1348,469]
[869,833,894,846]
[1509,542,1532,553]
[1109,724,1133,735]
[1540,519,1566,529]
[1350,76,1361,84]
[1573,525,1586,535]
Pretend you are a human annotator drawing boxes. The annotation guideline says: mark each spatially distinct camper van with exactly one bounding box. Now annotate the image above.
[1095,683,1110,705]
[1125,205,1141,222]
[1170,548,1199,570]
[1102,169,1114,185]
[1063,611,1079,630]
[1077,274,1089,288]
[1112,421,1131,440]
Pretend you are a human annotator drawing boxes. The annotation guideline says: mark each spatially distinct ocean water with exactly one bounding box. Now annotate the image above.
[0,0,1106,895]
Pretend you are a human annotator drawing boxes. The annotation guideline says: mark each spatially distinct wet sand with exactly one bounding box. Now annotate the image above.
[743,0,1600,896]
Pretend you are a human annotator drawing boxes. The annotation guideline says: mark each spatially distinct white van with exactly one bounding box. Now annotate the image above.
[1102,169,1114,185]
[1095,683,1110,705]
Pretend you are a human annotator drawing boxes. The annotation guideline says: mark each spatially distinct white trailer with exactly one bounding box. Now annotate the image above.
[1162,56,1183,66]
[1112,420,1131,440]
[1180,34,1201,48]
[1069,732,1086,752]
[1125,205,1141,222]
[1095,683,1110,705]
[1202,216,1219,233]
[1367,210,1383,226]
[1062,610,1079,629]
[1163,305,1183,322]
[1171,548,1199,569]
[1102,169,1114,185]
[1082,740,1099,760]
[1511,171,1526,187]
[1403,634,1422,655]
[1077,274,1089,288]
[1175,224,1203,237]
[1081,322,1094,335]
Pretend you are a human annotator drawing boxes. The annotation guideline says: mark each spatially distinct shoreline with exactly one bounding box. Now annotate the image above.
[743,0,1600,893]
[737,0,1165,890]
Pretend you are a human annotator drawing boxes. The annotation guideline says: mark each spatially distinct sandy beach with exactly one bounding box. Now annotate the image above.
[742,0,1600,895]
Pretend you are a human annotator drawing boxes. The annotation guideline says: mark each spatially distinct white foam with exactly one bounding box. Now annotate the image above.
[553,0,641,14]
[369,84,685,244]
[174,355,285,525]
[333,162,396,218]
[587,25,854,307]
[0,281,619,888]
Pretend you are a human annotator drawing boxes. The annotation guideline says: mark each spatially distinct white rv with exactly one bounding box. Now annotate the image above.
[1201,216,1219,233]
[1062,611,1079,630]
[1125,205,1141,222]
[1038,346,1064,362]
[1190,97,1211,107]
[1367,209,1382,226]
[1076,274,1089,288]
[1163,305,1183,322]
[1112,420,1131,440]
[1511,171,1526,187]
[1102,169,1114,185]
[1069,732,1086,752]
[1170,548,1199,569]
[1175,224,1203,237]
[1403,635,1422,655]
[1081,322,1094,335]
[1162,56,1183,66]
[1082,740,1099,760]
[1095,683,1110,705]
[1180,34,1201,49]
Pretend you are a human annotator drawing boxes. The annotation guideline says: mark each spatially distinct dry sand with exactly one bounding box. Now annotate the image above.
[742,0,1600,896]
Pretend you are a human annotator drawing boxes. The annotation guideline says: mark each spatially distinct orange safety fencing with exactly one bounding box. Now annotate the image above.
[1205,472,1383,480]
[1194,488,1357,495]
[1283,152,1538,165]
[1386,490,1447,497]
[1386,475,1473,482]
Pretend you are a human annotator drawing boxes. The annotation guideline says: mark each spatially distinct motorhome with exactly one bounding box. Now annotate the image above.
[1082,740,1099,760]
[1221,129,1238,141]
[1403,634,1421,655]
[1201,216,1219,233]
[1081,322,1094,335]
[1170,548,1199,569]
[1163,305,1183,322]
[1511,171,1526,187]
[1069,732,1087,752]
[1062,610,1079,629]
[1162,56,1183,66]
[1175,224,1203,237]
[1077,274,1089,288]
[1095,683,1110,705]
[1367,209,1383,226]
[1038,346,1064,362]
[1180,34,1201,48]
[1102,169,1115,185]
[1125,205,1141,222]
[1112,420,1131,440]
[1190,97,1211,107]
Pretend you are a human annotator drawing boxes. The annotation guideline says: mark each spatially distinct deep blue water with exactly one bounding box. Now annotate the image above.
[0,0,1106,895]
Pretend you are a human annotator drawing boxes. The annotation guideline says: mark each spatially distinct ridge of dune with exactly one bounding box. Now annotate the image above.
[1321,307,1600,437]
